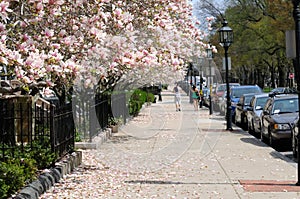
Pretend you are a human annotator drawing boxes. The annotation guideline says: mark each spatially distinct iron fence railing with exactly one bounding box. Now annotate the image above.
[0,91,131,161]
[0,97,74,161]
[74,92,129,142]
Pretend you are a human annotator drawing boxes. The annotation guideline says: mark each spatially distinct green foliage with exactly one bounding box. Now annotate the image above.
[0,178,10,199]
[129,89,155,116]
[108,117,123,126]
[0,157,37,199]
[210,0,293,87]
[0,137,57,198]
[29,139,57,169]
[75,131,82,142]
[263,87,273,93]
[147,93,155,103]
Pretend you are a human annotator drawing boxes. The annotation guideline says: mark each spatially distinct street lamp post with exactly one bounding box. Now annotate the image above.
[218,19,233,131]
[292,0,300,186]
[189,63,193,103]
[198,57,203,108]
[206,44,213,115]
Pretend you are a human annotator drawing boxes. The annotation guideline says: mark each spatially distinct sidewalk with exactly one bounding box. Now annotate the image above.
[40,87,300,199]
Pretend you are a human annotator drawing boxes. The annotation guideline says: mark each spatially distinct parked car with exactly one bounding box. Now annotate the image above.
[247,93,269,135]
[212,83,240,112]
[260,94,298,147]
[201,88,210,107]
[230,85,263,123]
[218,91,227,115]
[235,93,257,129]
[271,87,297,94]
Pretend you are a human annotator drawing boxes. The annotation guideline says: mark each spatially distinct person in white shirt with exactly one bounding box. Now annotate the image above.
[173,83,181,111]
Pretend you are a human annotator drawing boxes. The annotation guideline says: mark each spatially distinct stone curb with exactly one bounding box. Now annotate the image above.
[12,151,82,199]
[75,128,112,150]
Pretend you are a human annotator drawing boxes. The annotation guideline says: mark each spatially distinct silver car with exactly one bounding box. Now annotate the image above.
[247,93,269,135]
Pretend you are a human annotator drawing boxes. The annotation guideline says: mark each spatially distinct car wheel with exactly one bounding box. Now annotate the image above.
[269,132,276,147]
[235,115,239,126]
[243,116,248,130]
[248,120,254,134]
[260,127,267,143]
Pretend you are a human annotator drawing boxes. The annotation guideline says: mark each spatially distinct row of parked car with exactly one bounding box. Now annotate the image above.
[212,84,300,158]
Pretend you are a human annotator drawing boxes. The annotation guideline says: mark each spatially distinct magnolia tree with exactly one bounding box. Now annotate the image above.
[0,0,212,104]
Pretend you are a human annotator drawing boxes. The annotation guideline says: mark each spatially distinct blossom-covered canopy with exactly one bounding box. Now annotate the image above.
[0,0,211,96]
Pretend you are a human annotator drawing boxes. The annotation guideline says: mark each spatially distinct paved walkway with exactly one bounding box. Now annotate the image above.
[40,86,300,199]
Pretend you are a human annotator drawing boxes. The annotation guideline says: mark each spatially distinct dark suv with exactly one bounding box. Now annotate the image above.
[260,94,298,147]
[230,85,263,122]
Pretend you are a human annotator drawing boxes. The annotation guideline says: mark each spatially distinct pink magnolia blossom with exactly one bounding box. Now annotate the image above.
[0,0,211,95]
[0,1,12,22]
[44,28,54,38]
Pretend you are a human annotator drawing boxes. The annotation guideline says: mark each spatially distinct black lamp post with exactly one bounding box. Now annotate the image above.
[218,19,233,131]
[206,44,213,115]
[189,63,193,103]
[292,0,300,186]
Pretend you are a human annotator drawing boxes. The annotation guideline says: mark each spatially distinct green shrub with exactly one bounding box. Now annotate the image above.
[0,178,10,199]
[0,136,57,198]
[129,89,155,116]
[147,93,155,102]
[75,131,83,142]
[22,138,57,170]
[131,89,147,103]
[0,157,37,199]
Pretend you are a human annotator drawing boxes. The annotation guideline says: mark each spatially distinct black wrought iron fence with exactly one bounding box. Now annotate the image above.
[0,97,74,161]
[73,92,109,142]
[1,91,131,160]
[110,92,128,124]
[51,103,75,156]
[74,92,129,142]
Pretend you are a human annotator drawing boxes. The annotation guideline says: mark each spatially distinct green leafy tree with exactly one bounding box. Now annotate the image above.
[200,0,294,88]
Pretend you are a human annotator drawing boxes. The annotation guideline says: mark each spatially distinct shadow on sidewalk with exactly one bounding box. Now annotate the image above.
[240,137,269,148]
[269,150,296,164]
[110,135,133,143]
[124,180,238,185]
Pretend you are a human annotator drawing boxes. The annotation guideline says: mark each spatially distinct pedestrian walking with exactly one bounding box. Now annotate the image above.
[173,83,181,111]
[190,85,199,111]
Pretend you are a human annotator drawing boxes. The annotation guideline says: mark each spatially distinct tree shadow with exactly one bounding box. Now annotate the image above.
[124,180,238,185]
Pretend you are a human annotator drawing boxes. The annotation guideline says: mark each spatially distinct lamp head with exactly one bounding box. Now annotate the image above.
[218,19,233,47]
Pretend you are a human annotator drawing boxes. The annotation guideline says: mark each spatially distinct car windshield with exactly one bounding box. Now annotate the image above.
[256,97,269,107]
[244,96,253,105]
[231,87,261,98]
[217,85,226,92]
[217,84,239,92]
[272,88,285,93]
[272,98,299,114]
